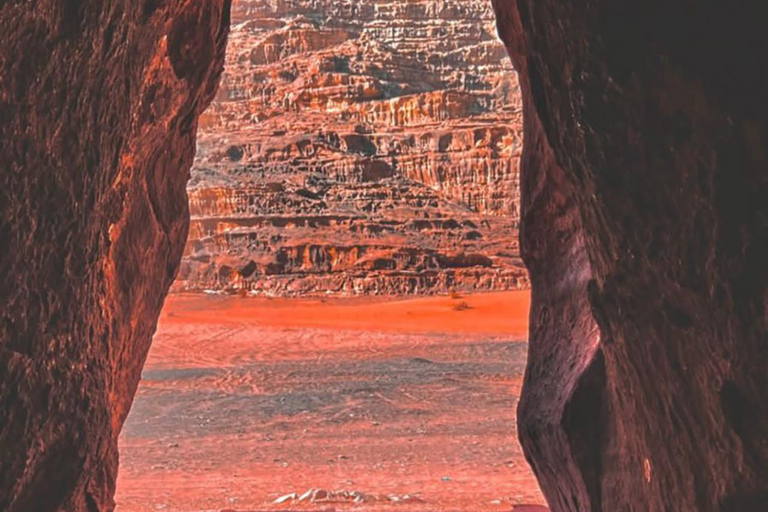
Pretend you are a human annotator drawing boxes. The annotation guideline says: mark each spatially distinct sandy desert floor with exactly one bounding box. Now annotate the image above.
[115,291,547,512]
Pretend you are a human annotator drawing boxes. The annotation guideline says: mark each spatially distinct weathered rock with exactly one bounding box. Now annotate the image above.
[182,0,528,295]
[178,176,528,295]
[492,1,768,511]
[0,2,230,511]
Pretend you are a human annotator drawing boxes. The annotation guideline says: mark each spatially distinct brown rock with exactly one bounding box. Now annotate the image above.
[493,1,768,511]
[180,0,528,296]
[0,2,230,511]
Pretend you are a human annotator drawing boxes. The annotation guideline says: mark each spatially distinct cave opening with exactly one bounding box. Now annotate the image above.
[4,1,766,511]
[114,0,542,511]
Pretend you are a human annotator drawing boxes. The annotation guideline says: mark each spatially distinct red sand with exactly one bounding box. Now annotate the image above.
[116,291,546,512]
[159,291,531,335]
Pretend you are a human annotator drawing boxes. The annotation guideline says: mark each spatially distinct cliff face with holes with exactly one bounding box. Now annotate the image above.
[180,0,528,295]
[492,1,768,511]
[0,2,230,511]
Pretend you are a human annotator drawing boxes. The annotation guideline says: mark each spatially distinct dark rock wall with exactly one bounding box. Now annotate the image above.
[492,1,768,511]
[0,2,230,511]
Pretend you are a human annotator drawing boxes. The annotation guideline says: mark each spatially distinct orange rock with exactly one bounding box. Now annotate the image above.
[183,0,527,296]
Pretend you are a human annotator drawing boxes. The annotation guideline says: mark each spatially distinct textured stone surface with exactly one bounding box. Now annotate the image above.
[180,0,528,295]
[492,1,768,511]
[0,2,230,511]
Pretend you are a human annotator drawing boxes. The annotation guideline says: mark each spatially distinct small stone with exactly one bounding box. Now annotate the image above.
[273,493,297,504]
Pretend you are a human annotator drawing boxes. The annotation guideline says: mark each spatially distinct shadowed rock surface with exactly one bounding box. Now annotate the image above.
[0,2,230,511]
[179,0,528,296]
[492,1,768,511]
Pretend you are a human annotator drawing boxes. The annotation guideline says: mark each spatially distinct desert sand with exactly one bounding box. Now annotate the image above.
[115,291,546,511]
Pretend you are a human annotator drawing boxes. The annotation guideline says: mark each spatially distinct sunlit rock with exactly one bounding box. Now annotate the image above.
[182,0,527,295]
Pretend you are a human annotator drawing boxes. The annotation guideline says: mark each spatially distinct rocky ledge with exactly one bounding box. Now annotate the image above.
[181,0,528,295]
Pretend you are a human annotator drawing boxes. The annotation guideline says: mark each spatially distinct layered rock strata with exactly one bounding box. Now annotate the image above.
[182,0,527,295]
[0,2,230,511]
[182,178,527,295]
[492,1,768,511]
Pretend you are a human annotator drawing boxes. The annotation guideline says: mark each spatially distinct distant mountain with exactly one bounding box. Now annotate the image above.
[177,0,527,295]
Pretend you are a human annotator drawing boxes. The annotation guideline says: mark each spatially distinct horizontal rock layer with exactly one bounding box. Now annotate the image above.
[183,0,527,295]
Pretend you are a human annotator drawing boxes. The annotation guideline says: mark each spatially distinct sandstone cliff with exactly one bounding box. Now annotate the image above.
[0,2,230,511]
[181,0,527,295]
[493,1,768,511]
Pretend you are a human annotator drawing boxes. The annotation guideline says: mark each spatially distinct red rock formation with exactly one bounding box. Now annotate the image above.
[492,1,768,511]
[3,1,768,512]
[0,2,230,511]
[181,0,528,295]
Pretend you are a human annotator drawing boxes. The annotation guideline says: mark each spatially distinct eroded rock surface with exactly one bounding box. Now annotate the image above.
[492,1,768,511]
[0,2,230,511]
[180,0,528,295]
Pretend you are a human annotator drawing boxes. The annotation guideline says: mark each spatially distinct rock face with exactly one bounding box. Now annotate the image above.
[0,2,230,511]
[180,0,528,295]
[492,1,768,511]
